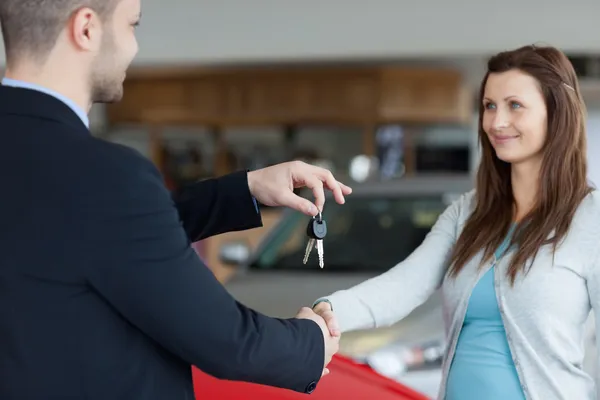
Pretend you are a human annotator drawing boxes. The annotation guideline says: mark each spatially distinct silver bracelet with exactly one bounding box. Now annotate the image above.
[312,299,333,311]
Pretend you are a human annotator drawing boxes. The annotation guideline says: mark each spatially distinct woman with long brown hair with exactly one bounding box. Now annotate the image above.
[312,45,600,399]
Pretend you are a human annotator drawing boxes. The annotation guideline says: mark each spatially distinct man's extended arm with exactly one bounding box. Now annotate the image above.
[172,160,354,243]
[171,170,262,242]
[82,157,326,394]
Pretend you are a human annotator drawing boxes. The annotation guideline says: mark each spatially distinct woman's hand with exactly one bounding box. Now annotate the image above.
[313,301,341,337]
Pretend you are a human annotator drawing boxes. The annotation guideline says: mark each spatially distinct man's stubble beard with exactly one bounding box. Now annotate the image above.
[89,31,126,104]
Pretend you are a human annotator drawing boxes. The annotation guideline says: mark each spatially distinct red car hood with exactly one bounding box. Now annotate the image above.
[193,354,430,399]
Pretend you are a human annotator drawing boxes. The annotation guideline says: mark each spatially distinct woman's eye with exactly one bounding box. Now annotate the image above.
[510,101,522,109]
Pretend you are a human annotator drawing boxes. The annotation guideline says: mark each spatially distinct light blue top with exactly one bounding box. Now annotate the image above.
[1,77,89,128]
[445,225,525,399]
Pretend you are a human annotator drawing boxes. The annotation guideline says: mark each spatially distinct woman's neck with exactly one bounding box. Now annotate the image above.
[511,159,541,221]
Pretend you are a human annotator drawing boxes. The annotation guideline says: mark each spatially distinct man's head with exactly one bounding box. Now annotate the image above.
[0,0,140,105]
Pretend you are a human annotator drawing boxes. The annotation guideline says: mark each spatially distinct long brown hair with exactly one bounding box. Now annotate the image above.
[448,45,591,284]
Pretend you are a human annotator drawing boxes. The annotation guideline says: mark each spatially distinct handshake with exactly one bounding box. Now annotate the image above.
[296,302,340,376]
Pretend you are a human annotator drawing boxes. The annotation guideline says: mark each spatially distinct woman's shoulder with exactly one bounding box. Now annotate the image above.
[573,189,600,226]
[432,189,477,234]
[548,189,600,262]
[579,188,600,211]
[444,189,477,210]
[444,189,477,219]
[572,189,600,275]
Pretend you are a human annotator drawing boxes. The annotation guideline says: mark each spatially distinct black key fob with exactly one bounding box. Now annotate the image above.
[307,217,327,239]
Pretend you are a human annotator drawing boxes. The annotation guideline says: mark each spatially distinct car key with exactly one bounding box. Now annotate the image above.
[303,237,315,265]
[305,213,327,268]
[303,213,318,264]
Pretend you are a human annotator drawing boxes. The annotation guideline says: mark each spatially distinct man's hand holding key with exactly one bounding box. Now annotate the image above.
[247,160,351,217]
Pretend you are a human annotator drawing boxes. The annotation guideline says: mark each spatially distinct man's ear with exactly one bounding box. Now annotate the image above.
[69,7,102,52]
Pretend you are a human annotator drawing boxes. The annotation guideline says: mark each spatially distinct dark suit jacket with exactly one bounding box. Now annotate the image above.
[0,86,324,399]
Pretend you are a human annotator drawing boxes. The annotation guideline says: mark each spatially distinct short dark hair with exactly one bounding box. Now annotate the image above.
[0,0,118,64]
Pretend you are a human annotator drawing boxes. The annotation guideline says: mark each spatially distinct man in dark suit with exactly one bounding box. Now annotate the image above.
[0,0,352,398]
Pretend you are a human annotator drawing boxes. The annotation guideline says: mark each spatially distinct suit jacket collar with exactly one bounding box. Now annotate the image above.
[0,85,89,131]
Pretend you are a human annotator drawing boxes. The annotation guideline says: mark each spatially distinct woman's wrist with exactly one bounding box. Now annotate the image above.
[312,299,333,313]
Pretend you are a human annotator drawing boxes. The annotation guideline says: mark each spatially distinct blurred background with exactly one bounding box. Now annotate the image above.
[3,1,600,397]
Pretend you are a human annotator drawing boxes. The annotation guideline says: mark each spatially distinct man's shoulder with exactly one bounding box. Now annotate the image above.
[86,136,153,168]
[75,136,159,183]
[68,137,170,220]
[0,109,156,181]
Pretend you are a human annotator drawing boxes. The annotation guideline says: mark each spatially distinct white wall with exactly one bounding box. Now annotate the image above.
[1,0,599,67]
[587,115,600,187]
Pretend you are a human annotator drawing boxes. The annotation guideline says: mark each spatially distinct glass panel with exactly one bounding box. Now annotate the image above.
[251,195,449,272]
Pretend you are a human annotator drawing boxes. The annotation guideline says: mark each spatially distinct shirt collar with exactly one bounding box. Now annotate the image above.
[1,77,90,129]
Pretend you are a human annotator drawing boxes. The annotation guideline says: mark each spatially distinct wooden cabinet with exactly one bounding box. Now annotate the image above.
[106,64,472,177]
[377,68,471,123]
[107,65,471,127]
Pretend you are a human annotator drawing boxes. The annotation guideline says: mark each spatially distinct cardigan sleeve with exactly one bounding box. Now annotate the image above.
[315,191,470,332]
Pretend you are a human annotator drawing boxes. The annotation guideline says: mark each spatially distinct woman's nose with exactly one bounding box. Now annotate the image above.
[491,110,511,131]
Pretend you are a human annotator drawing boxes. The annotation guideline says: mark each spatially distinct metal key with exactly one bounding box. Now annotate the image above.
[303,238,315,265]
[317,238,324,268]
[304,213,327,267]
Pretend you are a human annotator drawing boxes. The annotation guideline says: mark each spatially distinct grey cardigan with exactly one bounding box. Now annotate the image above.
[319,190,600,400]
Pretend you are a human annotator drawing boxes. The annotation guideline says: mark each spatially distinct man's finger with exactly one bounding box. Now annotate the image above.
[302,176,325,213]
[321,368,330,377]
[279,191,318,216]
[309,167,345,205]
[339,181,353,195]
[322,172,345,205]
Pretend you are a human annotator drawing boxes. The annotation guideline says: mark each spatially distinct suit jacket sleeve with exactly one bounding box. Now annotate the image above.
[82,155,324,394]
[171,170,263,242]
